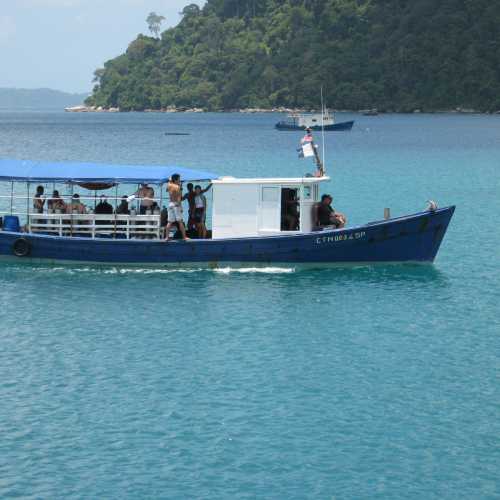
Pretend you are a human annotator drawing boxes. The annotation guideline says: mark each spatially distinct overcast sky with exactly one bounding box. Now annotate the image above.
[0,0,205,93]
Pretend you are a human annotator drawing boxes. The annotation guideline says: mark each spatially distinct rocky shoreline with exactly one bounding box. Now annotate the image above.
[64,105,500,115]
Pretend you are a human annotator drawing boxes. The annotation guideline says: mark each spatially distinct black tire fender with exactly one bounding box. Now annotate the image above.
[12,238,31,257]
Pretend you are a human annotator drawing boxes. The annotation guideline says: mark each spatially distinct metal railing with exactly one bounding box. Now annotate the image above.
[4,212,163,239]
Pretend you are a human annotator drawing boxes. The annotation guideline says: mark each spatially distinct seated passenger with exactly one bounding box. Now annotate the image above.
[316,194,346,229]
[47,190,66,212]
[95,195,113,226]
[135,183,156,214]
[115,196,130,215]
[95,195,113,215]
[33,185,45,213]
[66,194,87,214]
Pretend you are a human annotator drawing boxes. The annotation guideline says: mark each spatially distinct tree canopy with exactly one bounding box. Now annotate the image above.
[146,12,165,38]
[86,0,500,112]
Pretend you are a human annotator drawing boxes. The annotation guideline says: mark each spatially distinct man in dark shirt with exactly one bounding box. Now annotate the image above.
[115,196,130,215]
[95,195,113,215]
[316,194,346,228]
[95,195,113,226]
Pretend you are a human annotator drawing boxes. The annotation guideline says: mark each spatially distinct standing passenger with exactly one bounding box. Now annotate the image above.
[165,174,189,241]
[193,185,207,239]
[182,183,195,230]
[33,186,45,213]
[183,183,212,230]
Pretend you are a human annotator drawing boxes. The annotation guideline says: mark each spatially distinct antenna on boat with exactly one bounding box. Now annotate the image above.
[320,86,326,176]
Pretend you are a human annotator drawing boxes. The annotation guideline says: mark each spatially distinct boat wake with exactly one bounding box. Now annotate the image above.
[15,265,296,275]
[214,266,295,274]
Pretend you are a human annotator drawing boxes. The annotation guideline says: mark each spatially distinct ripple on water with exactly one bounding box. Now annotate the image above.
[0,113,499,499]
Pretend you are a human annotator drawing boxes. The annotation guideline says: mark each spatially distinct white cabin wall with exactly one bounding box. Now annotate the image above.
[300,183,320,232]
[212,184,259,239]
[258,186,281,233]
[300,201,315,232]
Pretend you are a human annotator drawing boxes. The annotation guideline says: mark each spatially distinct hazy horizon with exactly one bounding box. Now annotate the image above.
[0,0,205,94]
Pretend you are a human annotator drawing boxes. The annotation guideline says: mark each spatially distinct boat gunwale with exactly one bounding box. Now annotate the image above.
[0,206,455,244]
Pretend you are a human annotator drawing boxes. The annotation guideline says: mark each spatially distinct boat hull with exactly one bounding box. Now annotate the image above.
[275,120,354,131]
[0,207,454,267]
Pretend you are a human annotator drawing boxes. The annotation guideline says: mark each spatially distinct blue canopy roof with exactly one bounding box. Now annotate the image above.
[0,159,219,184]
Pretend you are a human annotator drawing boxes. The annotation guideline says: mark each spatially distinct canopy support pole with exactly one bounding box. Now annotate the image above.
[159,183,163,239]
[70,183,74,237]
[114,184,118,239]
[10,182,14,215]
[26,182,30,231]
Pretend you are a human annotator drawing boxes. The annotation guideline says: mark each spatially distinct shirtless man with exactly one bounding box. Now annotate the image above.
[165,173,189,241]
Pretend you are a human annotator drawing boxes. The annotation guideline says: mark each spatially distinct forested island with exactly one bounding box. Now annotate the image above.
[85,0,500,113]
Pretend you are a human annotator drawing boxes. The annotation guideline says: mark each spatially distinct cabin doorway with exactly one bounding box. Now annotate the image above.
[281,188,300,231]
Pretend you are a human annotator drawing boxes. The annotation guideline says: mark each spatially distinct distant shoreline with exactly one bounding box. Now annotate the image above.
[65,105,499,115]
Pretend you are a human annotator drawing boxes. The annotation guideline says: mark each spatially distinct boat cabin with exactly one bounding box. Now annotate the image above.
[211,176,327,239]
[287,111,334,129]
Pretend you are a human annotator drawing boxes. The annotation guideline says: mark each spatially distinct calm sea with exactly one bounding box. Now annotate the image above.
[0,111,498,499]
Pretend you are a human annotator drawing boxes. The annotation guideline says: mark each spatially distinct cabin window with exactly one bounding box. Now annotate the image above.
[281,188,300,231]
[262,187,279,202]
[303,186,312,199]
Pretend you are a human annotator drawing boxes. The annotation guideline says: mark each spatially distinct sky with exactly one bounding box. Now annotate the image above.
[0,0,205,94]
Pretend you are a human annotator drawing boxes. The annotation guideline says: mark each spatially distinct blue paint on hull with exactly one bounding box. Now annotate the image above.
[0,207,454,267]
[275,120,355,131]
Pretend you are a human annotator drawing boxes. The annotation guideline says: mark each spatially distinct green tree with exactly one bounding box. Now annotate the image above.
[146,12,165,38]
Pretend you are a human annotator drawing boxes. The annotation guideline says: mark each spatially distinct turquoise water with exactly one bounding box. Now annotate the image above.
[0,112,499,499]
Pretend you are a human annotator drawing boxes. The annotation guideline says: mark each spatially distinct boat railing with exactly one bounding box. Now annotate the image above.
[0,212,162,239]
[26,213,162,239]
[0,189,164,239]
[0,194,161,204]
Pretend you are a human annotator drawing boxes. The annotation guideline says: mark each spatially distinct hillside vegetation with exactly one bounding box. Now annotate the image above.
[86,0,500,112]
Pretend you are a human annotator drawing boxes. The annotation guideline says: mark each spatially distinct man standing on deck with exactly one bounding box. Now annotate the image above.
[165,173,189,241]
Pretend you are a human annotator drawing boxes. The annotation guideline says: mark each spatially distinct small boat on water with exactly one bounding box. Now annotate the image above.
[275,110,354,131]
[0,153,454,267]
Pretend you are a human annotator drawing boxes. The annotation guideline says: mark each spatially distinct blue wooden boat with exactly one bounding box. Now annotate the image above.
[275,111,354,131]
[0,159,454,267]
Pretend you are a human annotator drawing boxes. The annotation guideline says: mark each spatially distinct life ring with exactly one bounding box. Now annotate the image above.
[12,238,31,257]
